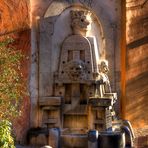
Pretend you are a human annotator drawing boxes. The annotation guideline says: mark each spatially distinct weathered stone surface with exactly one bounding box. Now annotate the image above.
[31,5,123,146]
[31,0,122,95]
[0,0,29,35]
[125,0,148,129]
[36,134,47,146]
[70,10,90,36]
[57,35,94,82]
[61,134,88,148]
[39,97,61,106]
[48,128,60,148]
[39,17,57,97]
[40,146,52,148]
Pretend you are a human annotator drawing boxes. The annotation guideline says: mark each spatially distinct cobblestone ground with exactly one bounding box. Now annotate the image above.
[133,126,148,148]
[134,127,148,138]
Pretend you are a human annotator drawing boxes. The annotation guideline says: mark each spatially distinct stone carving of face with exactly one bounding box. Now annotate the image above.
[70,63,83,77]
[65,60,86,80]
[70,10,91,35]
[99,60,109,74]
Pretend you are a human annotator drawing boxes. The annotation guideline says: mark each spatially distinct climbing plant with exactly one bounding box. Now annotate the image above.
[0,36,26,147]
[0,120,14,148]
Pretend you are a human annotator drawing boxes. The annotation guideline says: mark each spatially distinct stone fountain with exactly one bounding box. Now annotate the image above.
[28,9,134,148]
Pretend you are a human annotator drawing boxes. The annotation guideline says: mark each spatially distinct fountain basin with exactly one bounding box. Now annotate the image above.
[98,131,125,148]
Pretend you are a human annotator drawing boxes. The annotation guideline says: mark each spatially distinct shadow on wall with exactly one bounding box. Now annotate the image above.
[9,30,31,144]
[125,0,148,129]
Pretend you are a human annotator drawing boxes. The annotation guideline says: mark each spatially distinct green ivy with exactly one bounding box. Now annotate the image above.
[0,36,27,147]
[0,120,14,148]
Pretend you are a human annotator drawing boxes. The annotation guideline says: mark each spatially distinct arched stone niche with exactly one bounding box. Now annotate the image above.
[44,3,105,59]
[43,1,121,116]
[39,3,107,97]
[40,0,120,91]
[30,0,121,130]
[29,1,122,146]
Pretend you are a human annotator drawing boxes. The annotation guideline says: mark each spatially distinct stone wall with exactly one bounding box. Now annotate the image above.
[125,0,148,147]
[125,0,148,129]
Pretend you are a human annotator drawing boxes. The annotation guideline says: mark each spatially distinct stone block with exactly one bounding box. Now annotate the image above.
[61,134,88,148]
[36,134,47,146]
[48,128,60,148]
[39,97,61,106]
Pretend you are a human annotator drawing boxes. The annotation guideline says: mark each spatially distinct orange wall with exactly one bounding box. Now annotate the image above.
[125,0,148,128]
[0,0,29,35]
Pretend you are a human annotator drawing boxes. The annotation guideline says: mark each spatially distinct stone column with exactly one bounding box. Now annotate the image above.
[29,16,39,128]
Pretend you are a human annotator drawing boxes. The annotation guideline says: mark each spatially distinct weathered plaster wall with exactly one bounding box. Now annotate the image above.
[125,0,148,129]
[125,1,148,144]
[0,0,30,35]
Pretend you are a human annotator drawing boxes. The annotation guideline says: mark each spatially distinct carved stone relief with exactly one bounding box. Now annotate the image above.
[29,6,129,148]
[71,10,91,35]
[63,60,88,81]
[56,33,95,83]
[66,0,93,7]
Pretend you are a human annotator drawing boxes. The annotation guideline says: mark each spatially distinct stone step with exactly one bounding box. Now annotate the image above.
[43,118,58,124]
[89,97,113,107]
[39,97,61,106]
[61,133,88,148]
